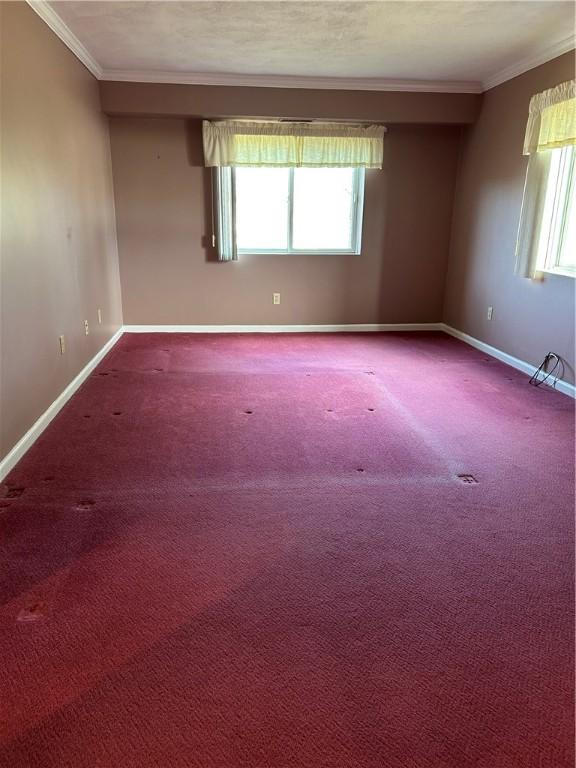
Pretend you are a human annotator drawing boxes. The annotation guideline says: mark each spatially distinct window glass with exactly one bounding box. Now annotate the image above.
[235,167,289,251]
[537,146,576,275]
[292,168,356,251]
[232,167,364,254]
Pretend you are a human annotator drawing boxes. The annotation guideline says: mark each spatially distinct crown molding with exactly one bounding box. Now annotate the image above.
[100,69,483,94]
[482,34,575,91]
[26,0,102,79]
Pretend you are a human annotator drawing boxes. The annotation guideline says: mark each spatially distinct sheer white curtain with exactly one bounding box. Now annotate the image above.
[516,80,576,278]
[515,152,553,278]
[214,167,237,261]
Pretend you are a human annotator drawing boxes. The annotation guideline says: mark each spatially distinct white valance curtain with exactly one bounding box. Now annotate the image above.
[516,80,576,278]
[203,120,386,169]
[523,80,576,155]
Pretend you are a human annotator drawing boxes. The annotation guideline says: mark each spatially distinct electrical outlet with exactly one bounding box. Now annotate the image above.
[273,293,281,305]
[487,306,494,320]
[59,335,65,355]
[84,320,90,336]
[97,308,102,324]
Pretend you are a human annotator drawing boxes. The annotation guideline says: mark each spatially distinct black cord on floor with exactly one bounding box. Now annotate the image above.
[529,352,564,389]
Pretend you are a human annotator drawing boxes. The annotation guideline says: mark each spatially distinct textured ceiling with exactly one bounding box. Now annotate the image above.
[51,1,574,84]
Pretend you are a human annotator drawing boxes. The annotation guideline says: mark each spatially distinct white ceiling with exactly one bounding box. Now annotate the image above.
[36,1,575,91]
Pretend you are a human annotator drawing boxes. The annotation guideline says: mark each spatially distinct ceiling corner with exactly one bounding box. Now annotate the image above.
[482,33,575,91]
[26,0,103,79]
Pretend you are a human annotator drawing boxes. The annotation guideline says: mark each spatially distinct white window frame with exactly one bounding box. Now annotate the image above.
[536,145,575,278]
[217,166,365,256]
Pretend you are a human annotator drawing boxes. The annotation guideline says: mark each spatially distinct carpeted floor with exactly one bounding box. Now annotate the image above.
[0,332,573,767]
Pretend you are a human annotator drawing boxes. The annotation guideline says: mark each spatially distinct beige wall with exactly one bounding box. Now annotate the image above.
[0,2,123,460]
[100,81,481,124]
[444,51,575,383]
[109,118,461,325]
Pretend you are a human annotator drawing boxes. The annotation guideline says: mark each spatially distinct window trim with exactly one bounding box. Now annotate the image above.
[232,166,365,256]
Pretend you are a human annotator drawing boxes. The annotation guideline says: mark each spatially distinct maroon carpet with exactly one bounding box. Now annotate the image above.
[0,332,573,767]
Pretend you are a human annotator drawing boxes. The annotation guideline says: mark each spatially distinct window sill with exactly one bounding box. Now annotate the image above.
[539,267,576,279]
[238,251,361,256]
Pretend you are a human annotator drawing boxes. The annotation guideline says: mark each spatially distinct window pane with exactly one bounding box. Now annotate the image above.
[292,168,356,250]
[235,167,289,250]
[536,150,562,270]
[558,148,576,270]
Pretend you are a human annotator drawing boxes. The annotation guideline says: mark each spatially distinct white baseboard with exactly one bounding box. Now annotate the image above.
[441,323,576,399]
[123,323,444,333]
[0,328,124,482]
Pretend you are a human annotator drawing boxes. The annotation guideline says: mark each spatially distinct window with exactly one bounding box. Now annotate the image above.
[218,166,365,255]
[205,119,384,261]
[536,145,575,277]
[515,80,575,280]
